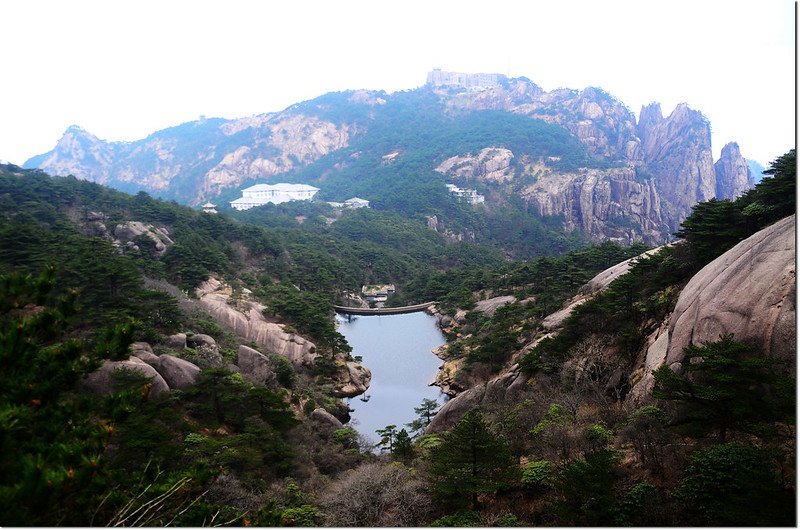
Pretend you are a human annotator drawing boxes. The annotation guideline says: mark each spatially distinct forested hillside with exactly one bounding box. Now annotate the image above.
[29,76,756,252]
[0,149,793,526]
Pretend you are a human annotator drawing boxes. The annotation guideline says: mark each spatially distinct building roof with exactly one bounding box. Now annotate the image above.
[344,197,369,204]
[242,183,320,193]
[202,202,216,207]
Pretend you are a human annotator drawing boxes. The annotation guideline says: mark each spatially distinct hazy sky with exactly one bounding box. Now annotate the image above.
[0,0,794,166]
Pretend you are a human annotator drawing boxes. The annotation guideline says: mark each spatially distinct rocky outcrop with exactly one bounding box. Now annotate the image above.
[196,277,372,397]
[310,407,344,429]
[473,295,516,317]
[130,342,159,364]
[714,142,753,199]
[628,216,795,400]
[30,112,349,205]
[637,102,716,229]
[237,345,278,387]
[666,215,796,366]
[202,114,350,201]
[195,278,317,368]
[334,362,372,397]
[429,217,796,427]
[155,354,202,389]
[435,147,516,183]
[113,221,174,255]
[27,125,115,185]
[522,166,668,245]
[79,358,170,397]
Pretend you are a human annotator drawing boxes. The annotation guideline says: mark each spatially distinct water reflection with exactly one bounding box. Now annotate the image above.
[336,312,447,445]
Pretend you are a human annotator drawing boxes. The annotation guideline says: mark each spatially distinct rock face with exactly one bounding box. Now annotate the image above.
[666,215,796,367]
[436,147,516,183]
[28,113,350,205]
[237,345,278,387]
[196,278,317,368]
[428,218,796,429]
[196,277,372,397]
[628,216,795,400]
[80,358,170,397]
[522,166,668,244]
[155,355,202,389]
[26,78,754,245]
[636,103,716,230]
[714,142,754,199]
[310,407,344,429]
[334,362,372,397]
[113,221,174,255]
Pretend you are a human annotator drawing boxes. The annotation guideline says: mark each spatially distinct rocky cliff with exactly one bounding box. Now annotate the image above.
[27,76,755,244]
[427,216,796,431]
[28,113,350,205]
[629,214,796,399]
[714,142,754,199]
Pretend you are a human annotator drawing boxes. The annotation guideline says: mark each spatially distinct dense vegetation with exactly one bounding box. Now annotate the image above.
[217,87,598,259]
[0,148,794,526]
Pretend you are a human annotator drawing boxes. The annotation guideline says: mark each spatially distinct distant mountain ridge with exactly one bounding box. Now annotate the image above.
[26,72,755,246]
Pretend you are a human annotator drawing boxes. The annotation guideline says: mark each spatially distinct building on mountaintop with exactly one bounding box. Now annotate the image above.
[446,184,485,205]
[426,69,506,89]
[201,201,217,213]
[230,183,320,210]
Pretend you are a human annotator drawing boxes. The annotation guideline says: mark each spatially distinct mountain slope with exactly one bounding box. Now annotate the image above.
[27,74,755,247]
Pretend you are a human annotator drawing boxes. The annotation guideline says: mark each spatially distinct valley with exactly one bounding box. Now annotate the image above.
[0,70,794,525]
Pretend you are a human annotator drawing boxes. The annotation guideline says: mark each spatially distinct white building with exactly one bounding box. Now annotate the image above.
[426,69,507,89]
[446,183,485,205]
[230,183,320,210]
[201,202,217,213]
[344,197,370,209]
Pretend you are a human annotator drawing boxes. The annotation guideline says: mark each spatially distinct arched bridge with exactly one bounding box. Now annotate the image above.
[333,302,436,316]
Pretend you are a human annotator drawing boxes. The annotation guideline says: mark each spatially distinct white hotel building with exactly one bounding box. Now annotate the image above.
[230,183,320,210]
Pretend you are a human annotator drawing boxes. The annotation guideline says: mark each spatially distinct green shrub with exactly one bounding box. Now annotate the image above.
[280,505,320,527]
[430,510,483,527]
[521,459,554,491]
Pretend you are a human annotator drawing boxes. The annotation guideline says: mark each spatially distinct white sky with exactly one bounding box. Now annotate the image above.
[0,0,795,167]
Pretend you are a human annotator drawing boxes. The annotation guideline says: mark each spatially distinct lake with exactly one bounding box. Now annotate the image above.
[336,311,448,446]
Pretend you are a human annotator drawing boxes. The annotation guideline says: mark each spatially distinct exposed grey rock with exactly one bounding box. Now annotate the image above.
[186,333,218,351]
[334,362,372,397]
[155,355,202,389]
[131,349,159,365]
[629,215,796,402]
[637,102,716,230]
[130,342,159,364]
[182,333,224,369]
[167,333,187,350]
[522,166,668,245]
[426,370,527,433]
[714,142,753,199]
[236,345,277,387]
[311,407,344,429]
[114,221,174,255]
[473,295,515,317]
[130,341,153,354]
[666,215,796,368]
[79,359,170,397]
[195,278,317,368]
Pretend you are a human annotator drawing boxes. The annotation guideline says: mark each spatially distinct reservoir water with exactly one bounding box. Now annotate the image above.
[336,311,447,445]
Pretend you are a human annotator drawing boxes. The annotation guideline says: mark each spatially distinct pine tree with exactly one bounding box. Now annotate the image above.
[428,409,518,509]
[653,334,794,441]
[406,397,440,436]
[0,267,136,525]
